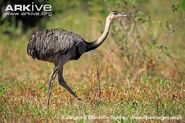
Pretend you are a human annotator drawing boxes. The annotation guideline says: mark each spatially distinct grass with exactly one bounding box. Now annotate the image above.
[0,1,185,122]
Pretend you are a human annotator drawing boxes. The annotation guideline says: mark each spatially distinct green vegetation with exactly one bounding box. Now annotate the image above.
[0,0,184,122]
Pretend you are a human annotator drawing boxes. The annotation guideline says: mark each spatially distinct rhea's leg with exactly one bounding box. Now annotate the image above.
[58,66,81,100]
[47,66,57,110]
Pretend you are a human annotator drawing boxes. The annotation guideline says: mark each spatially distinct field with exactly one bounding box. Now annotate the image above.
[0,0,185,122]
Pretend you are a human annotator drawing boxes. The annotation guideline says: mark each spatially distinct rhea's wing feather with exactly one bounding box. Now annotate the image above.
[27,29,85,60]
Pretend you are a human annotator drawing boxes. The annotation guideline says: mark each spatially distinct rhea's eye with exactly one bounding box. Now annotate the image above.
[113,12,117,15]
[110,11,118,16]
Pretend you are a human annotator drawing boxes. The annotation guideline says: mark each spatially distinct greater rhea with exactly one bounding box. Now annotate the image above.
[27,11,127,109]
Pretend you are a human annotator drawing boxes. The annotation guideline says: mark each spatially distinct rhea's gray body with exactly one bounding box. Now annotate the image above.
[27,29,87,63]
[27,11,127,110]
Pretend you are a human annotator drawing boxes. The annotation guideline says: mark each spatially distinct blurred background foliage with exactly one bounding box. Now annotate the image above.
[0,0,185,121]
[0,0,184,29]
[0,0,184,37]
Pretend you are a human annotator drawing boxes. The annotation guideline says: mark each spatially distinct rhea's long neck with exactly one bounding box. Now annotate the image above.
[86,19,112,52]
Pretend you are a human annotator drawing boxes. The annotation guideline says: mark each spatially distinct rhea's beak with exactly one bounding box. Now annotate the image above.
[117,12,127,17]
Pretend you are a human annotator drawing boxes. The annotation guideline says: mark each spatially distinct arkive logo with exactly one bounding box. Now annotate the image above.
[3,2,52,16]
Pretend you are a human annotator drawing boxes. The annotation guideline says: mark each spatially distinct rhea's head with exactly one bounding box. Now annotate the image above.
[106,11,127,22]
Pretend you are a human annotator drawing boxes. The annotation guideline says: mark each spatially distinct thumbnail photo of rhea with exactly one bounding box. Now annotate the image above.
[0,0,184,122]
